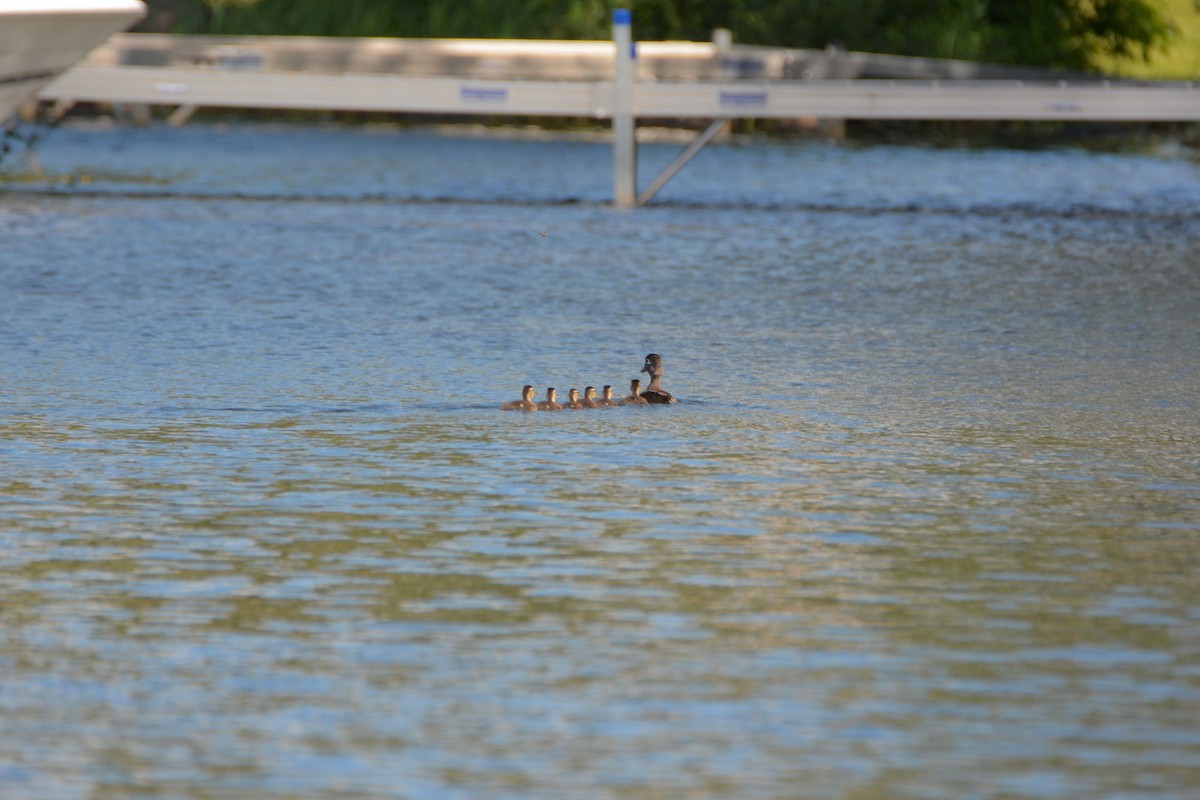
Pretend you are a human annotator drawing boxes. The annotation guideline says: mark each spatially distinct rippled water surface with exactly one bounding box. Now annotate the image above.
[2,123,1199,799]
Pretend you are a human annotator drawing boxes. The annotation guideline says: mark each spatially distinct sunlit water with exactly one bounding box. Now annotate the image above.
[2,122,1199,799]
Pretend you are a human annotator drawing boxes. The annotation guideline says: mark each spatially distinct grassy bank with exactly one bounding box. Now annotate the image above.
[1099,0,1200,79]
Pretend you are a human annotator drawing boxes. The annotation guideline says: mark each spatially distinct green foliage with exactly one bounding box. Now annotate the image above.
[185,0,601,38]
[981,0,1174,68]
[1097,0,1200,79]
[173,0,1172,71]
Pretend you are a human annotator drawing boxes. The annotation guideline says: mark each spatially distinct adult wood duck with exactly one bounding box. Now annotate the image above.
[639,353,677,404]
[500,384,537,412]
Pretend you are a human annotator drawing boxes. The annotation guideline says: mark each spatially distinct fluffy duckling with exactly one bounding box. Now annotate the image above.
[581,386,601,409]
[561,388,585,410]
[537,387,563,411]
[618,378,649,405]
[500,384,538,412]
[596,385,618,407]
[639,353,677,404]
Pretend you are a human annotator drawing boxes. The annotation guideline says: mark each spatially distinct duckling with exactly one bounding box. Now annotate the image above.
[639,353,677,404]
[581,386,601,409]
[500,384,538,412]
[618,378,649,405]
[561,388,585,410]
[536,387,563,411]
[596,385,618,407]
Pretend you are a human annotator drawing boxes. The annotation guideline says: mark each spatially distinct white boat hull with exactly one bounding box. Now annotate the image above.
[0,0,145,122]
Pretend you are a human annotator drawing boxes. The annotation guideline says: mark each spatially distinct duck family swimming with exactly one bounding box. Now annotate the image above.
[502,355,677,411]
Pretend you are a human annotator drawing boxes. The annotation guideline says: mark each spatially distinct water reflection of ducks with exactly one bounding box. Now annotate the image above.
[639,353,677,404]
[537,387,563,411]
[618,378,648,405]
[500,385,537,412]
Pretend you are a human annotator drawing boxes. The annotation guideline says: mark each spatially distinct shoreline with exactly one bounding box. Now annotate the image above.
[14,112,1200,155]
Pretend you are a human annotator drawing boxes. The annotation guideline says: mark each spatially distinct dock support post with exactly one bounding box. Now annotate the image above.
[636,117,730,207]
[166,104,198,127]
[612,8,637,208]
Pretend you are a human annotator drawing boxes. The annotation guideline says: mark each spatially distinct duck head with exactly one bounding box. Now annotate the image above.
[641,353,663,378]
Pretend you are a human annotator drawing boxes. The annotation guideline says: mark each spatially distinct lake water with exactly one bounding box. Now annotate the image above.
[2,122,1199,799]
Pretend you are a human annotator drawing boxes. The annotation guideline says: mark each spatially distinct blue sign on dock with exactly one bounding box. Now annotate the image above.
[719,90,768,107]
[460,86,508,103]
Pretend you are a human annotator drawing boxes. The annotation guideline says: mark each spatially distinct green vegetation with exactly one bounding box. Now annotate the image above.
[152,0,1186,75]
[1098,0,1200,78]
